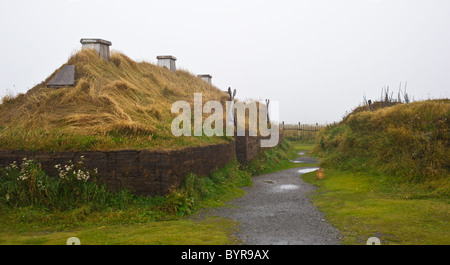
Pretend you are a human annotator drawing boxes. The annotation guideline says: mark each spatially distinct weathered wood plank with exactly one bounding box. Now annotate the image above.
[46,65,76,88]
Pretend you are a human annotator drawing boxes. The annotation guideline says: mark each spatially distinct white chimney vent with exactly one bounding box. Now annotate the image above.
[80,38,112,61]
[198,74,212,84]
[157,55,177,72]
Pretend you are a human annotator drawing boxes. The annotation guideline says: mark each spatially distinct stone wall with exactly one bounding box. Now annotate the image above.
[0,132,284,196]
[0,141,235,196]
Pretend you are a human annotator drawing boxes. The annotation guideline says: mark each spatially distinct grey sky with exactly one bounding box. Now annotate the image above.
[1,0,449,124]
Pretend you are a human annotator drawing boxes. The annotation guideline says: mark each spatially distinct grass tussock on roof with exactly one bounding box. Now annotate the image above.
[0,49,231,151]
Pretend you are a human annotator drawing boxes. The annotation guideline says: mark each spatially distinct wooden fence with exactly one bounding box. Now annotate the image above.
[280,122,326,140]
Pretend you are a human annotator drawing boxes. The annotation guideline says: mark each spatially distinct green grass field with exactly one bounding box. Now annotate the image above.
[302,169,450,245]
[1,139,448,245]
[304,99,449,245]
[0,216,240,245]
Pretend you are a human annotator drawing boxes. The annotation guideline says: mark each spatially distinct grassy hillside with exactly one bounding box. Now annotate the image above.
[0,50,231,151]
[314,99,449,198]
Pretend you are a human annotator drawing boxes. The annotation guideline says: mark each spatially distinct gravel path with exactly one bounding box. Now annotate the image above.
[209,153,341,245]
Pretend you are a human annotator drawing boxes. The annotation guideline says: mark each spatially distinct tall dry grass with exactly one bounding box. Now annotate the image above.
[0,49,231,151]
[315,99,449,197]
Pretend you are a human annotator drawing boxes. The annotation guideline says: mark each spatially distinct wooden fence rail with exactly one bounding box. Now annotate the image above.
[280,122,326,139]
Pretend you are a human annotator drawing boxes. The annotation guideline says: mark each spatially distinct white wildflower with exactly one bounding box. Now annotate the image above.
[37,180,45,190]
[65,164,73,172]
[21,159,30,168]
[9,161,18,169]
[75,169,90,182]
[59,170,68,180]
[76,170,82,181]
[17,174,28,181]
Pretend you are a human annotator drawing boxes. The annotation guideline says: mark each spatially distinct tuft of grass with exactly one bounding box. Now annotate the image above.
[314,99,449,198]
[0,157,133,211]
[305,99,449,245]
[0,157,252,222]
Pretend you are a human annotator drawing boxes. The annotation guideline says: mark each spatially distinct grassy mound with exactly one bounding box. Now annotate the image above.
[0,50,231,151]
[315,99,449,198]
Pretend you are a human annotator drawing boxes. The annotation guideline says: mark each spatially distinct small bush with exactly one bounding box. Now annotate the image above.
[0,156,255,220]
[0,157,132,210]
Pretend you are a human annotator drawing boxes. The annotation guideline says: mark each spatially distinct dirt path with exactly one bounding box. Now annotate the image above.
[209,153,341,245]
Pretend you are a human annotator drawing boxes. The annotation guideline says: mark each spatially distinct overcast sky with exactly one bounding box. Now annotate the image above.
[1,0,449,124]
